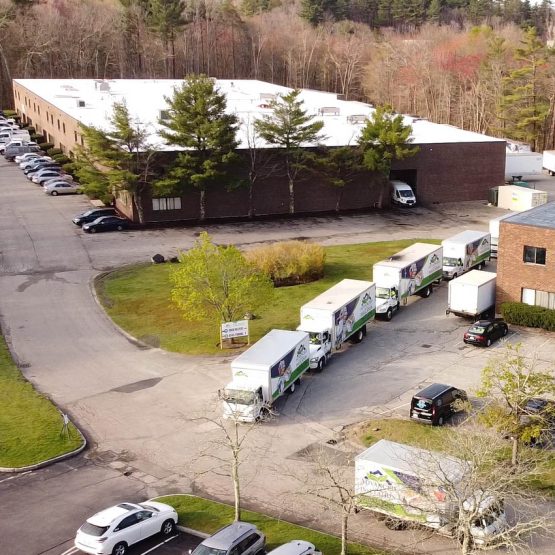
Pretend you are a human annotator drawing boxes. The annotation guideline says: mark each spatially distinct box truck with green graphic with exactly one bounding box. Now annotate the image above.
[220,329,310,422]
[441,230,491,280]
[297,279,376,372]
[373,243,443,321]
[354,440,507,545]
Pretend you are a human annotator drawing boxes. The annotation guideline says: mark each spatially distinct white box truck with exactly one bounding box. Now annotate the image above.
[441,231,491,280]
[373,243,443,320]
[220,329,309,422]
[298,279,376,371]
[354,440,507,545]
[505,151,543,181]
[489,213,513,257]
[446,270,496,319]
[497,185,548,212]
[542,150,555,175]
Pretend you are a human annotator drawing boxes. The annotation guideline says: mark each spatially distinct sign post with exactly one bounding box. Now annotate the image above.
[220,319,250,349]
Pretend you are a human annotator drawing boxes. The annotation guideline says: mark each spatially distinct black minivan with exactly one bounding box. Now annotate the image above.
[410,383,467,426]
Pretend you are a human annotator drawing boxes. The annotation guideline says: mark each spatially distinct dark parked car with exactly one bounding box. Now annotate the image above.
[82,216,129,233]
[463,318,508,347]
[72,207,117,226]
[24,162,60,175]
[410,383,467,426]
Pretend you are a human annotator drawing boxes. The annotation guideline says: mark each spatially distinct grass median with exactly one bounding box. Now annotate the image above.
[97,239,440,355]
[158,494,386,555]
[0,333,83,469]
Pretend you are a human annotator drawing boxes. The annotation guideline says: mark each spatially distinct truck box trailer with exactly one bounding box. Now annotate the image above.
[220,329,309,422]
[373,243,443,320]
[505,151,543,181]
[441,231,491,280]
[446,270,496,319]
[298,279,376,371]
[542,150,555,175]
[354,440,507,545]
[497,185,548,212]
[489,213,514,257]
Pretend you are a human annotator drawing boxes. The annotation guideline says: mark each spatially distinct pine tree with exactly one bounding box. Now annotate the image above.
[157,74,239,221]
[254,89,325,214]
[75,102,155,223]
[498,27,551,151]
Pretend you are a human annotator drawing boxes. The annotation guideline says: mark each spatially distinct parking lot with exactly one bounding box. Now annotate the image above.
[1,156,555,555]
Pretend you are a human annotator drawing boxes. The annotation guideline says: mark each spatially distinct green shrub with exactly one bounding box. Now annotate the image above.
[245,241,325,286]
[39,142,54,151]
[26,126,35,135]
[47,147,63,156]
[30,134,45,143]
[2,109,17,117]
[501,302,555,332]
[53,154,70,164]
[62,162,77,177]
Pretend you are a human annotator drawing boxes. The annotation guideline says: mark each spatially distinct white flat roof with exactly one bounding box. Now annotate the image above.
[374,242,441,268]
[442,230,489,245]
[14,78,505,151]
[302,279,374,311]
[451,270,496,286]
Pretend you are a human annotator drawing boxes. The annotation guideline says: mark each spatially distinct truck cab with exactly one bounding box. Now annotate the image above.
[391,180,416,207]
[375,286,400,321]
[442,256,464,279]
[297,321,332,372]
[220,382,264,422]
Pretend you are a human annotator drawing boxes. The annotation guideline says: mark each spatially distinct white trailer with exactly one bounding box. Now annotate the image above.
[220,329,309,422]
[441,231,491,280]
[298,279,376,371]
[542,150,555,175]
[446,270,496,319]
[373,243,443,321]
[497,185,548,212]
[505,151,543,181]
[354,440,507,545]
[489,213,514,257]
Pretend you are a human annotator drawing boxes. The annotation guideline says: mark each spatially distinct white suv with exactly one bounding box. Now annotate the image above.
[74,501,178,555]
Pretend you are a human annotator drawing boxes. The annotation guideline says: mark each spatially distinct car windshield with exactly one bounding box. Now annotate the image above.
[222,389,256,405]
[469,325,487,334]
[192,545,228,555]
[309,332,321,345]
[376,287,390,299]
[80,522,109,537]
[399,189,414,198]
[443,257,459,266]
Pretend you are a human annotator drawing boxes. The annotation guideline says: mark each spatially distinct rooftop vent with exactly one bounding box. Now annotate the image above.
[318,107,340,116]
[347,114,367,124]
[76,99,86,108]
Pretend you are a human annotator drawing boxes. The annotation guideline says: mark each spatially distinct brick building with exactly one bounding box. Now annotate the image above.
[12,78,506,223]
[496,202,555,310]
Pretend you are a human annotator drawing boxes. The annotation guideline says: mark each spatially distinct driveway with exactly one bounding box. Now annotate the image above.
[1,158,554,555]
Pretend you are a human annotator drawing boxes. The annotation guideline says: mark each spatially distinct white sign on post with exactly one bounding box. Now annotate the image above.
[221,320,249,340]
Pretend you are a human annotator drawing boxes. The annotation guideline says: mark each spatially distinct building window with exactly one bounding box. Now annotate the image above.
[74,131,78,142]
[57,119,60,130]
[37,106,40,115]
[81,136,84,146]
[522,288,555,310]
[152,197,182,211]
[523,246,546,265]
[62,123,66,133]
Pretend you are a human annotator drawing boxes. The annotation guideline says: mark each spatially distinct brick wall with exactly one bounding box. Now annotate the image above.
[496,222,555,307]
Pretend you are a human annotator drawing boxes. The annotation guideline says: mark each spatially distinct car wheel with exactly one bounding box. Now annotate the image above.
[486,338,492,347]
[117,225,123,231]
[317,358,324,373]
[112,543,127,555]
[477,262,483,270]
[90,227,97,233]
[351,328,364,343]
[503,327,508,336]
[424,286,431,298]
[51,191,58,196]
[437,416,444,426]
[386,308,393,321]
[161,519,175,535]
[289,381,296,394]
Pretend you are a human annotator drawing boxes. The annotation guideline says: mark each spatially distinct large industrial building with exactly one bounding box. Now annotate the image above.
[497,202,555,309]
[12,78,506,223]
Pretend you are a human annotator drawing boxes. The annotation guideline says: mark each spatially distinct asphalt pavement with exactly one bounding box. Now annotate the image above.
[2,157,555,555]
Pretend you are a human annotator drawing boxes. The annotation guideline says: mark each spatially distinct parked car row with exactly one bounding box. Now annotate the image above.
[75,501,319,555]
[72,207,130,233]
[1,114,37,158]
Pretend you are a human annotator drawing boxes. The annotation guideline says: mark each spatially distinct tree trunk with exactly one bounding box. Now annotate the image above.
[232,422,241,521]
[248,178,254,218]
[340,511,348,555]
[288,177,295,214]
[199,188,206,221]
[336,188,343,213]
[132,191,145,224]
[512,436,519,466]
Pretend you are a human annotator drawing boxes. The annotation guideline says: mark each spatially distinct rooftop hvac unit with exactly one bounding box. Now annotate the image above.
[77,99,86,108]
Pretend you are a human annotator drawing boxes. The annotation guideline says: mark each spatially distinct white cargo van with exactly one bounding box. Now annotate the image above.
[390,180,416,207]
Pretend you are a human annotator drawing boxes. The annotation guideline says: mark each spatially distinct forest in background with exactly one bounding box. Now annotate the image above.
[1,0,555,150]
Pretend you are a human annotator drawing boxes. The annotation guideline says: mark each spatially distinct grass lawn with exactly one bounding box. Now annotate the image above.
[355,418,555,496]
[0,333,83,468]
[158,494,386,555]
[97,239,440,355]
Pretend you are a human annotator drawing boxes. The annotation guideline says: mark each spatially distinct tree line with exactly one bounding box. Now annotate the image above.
[1,0,554,150]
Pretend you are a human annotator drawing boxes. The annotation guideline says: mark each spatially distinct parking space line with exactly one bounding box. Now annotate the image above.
[0,470,32,483]
[140,534,179,555]
[59,547,78,555]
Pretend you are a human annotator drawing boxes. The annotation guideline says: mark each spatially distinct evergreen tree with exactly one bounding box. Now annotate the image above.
[299,0,341,26]
[157,74,239,221]
[499,27,551,151]
[254,89,325,214]
[75,102,155,223]
[427,0,442,23]
[240,0,269,17]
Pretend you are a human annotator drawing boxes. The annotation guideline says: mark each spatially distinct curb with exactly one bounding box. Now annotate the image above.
[177,525,210,539]
[0,422,87,473]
